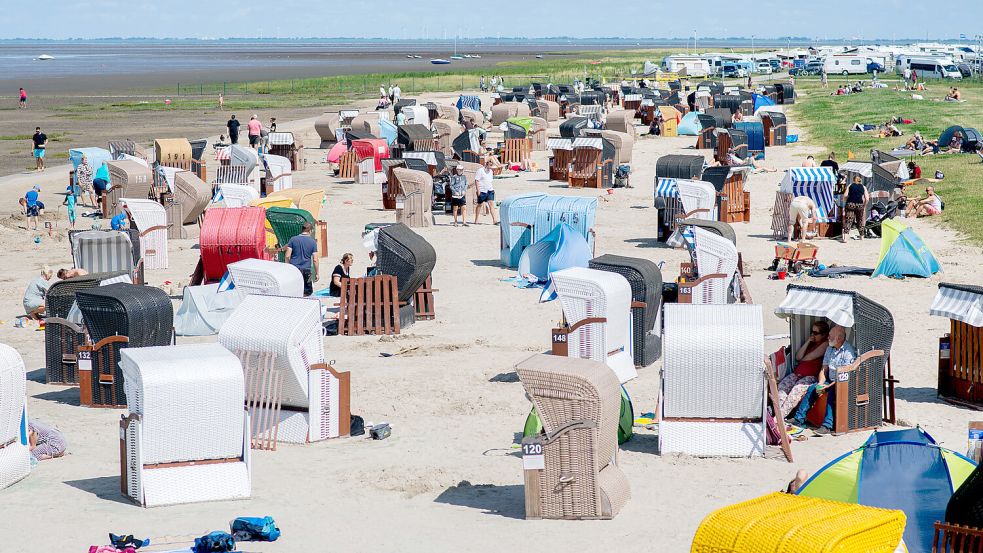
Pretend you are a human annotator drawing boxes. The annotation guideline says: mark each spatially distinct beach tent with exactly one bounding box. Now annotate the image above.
[938,125,982,151]
[779,167,838,222]
[516,223,592,301]
[871,219,940,278]
[326,142,348,164]
[752,93,776,113]
[677,112,703,135]
[798,427,976,553]
[173,284,243,336]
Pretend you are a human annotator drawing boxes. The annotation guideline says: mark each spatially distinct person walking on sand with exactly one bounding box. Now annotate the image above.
[247,115,262,149]
[32,127,47,171]
[19,87,27,108]
[840,175,869,242]
[227,114,240,145]
[75,154,97,207]
[474,160,498,225]
[392,83,401,104]
[65,188,77,229]
[218,93,224,110]
[285,222,319,296]
[448,164,469,226]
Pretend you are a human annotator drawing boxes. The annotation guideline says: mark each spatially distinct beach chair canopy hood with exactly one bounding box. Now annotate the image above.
[589,254,664,367]
[0,344,30,491]
[779,167,838,222]
[376,223,437,302]
[75,283,173,347]
[930,283,983,327]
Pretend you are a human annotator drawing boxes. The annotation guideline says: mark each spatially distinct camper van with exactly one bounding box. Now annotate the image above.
[906,57,963,79]
[824,55,868,75]
[662,56,711,77]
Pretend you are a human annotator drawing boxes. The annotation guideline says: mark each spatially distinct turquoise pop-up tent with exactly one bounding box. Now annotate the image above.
[678,112,703,135]
[516,223,591,302]
[798,428,976,553]
[872,219,941,278]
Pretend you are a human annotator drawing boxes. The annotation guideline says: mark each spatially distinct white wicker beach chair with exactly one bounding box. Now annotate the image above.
[688,227,739,304]
[263,154,293,192]
[119,343,250,507]
[675,179,717,221]
[219,184,260,208]
[121,198,168,270]
[226,258,303,298]
[0,344,30,491]
[550,267,637,384]
[660,304,765,457]
[219,295,348,443]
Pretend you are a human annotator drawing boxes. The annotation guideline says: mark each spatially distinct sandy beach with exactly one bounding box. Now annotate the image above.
[1,88,980,552]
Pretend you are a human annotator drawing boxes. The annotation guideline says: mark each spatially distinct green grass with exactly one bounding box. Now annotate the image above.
[0,132,71,141]
[790,77,983,244]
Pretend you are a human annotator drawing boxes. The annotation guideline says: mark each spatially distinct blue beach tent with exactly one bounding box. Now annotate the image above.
[872,219,941,278]
[516,223,592,301]
[678,112,703,136]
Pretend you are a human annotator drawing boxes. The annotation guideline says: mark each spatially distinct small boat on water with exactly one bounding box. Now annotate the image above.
[413,55,422,59]
[37,54,54,61]
[535,55,544,59]
[430,58,451,65]
[450,55,464,60]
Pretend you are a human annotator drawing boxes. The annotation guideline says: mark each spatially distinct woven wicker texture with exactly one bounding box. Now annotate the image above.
[199,206,269,282]
[532,196,598,249]
[947,463,983,527]
[676,180,717,221]
[0,344,31,490]
[44,318,84,384]
[75,283,174,347]
[677,219,738,245]
[599,130,633,164]
[655,154,705,180]
[377,223,437,301]
[263,154,293,192]
[120,344,244,464]
[122,198,168,270]
[227,258,303,297]
[45,271,127,318]
[499,193,548,267]
[431,119,462,156]
[106,160,154,200]
[268,188,326,220]
[691,227,739,304]
[691,492,906,553]
[220,183,259,207]
[218,295,324,409]
[781,285,894,431]
[589,254,663,367]
[664,304,764,418]
[550,267,637,384]
[515,353,629,520]
[560,117,589,138]
[659,420,766,457]
[391,168,433,228]
[139,462,250,507]
[265,207,316,272]
[70,230,135,275]
[172,170,211,224]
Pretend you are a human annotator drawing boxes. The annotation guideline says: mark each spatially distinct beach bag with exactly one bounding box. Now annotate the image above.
[193,532,235,553]
[935,170,944,180]
[231,517,280,542]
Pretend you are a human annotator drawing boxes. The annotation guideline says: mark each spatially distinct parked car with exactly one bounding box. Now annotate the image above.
[804,61,825,75]
[867,61,886,73]
[721,64,746,78]
[957,63,973,78]
[769,59,782,72]
[756,62,773,74]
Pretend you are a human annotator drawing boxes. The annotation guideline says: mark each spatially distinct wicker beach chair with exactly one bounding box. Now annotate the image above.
[589,255,663,367]
[262,154,293,193]
[693,493,906,552]
[219,295,350,443]
[44,271,128,385]
[69,230,141,285]
[118,343,250,507]
[775,284,897,432]
[199,206,269,283]
[549,267,637,384]
[459,109,486,129]
[930,283,983,409]
[516,353,630,520]
[661,304,765,457]
[173,170,211,225]
[121,198,168,270]
[75,283,174,408]
[390,168,432,228]
[105,160,154,217]
[431,119,462,157]
[604,110,635,135]
[567,138,614,189]
[548,138,575,182]
[227,258,303,298]
[265,207,316,273]
[675,179,717,222]
[376,223,437,328]
[0,344,30,491]
[499,193,548,267]
[491,103,520,126]
[532,195,598,250]
[677,227,739,305]
[219,184,260,208]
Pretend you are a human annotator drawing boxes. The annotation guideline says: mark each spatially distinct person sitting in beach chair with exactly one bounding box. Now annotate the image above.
[720,147,777,173]
[777,321,829,418]
[791,325,857,435]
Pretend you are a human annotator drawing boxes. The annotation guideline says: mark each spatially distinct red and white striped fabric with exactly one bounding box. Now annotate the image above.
[215,146,231,161]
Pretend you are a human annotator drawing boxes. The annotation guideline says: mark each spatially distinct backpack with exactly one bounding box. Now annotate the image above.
[231,517,280,542]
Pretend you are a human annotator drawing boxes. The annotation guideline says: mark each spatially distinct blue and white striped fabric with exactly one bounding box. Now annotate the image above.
[783,167,837,223]
[217,270,236,292]
[655,178,679,199]
[456,95,481,112]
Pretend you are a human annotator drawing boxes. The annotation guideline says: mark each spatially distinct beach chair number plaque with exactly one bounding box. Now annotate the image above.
[77,349,92,373]
[521,438,545,470]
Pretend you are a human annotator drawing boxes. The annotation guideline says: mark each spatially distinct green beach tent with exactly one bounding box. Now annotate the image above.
[798,428,976,553]
[871,219,940,278]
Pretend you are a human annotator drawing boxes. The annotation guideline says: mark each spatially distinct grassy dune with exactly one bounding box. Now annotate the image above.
[790,77,983,243]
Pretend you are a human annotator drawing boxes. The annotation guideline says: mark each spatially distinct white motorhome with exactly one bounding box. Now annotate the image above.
[824,54,867,75]
[907,57,963,79]
[662,55,711,77]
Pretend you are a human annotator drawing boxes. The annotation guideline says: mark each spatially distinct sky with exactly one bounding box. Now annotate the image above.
[4,0,982,41]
